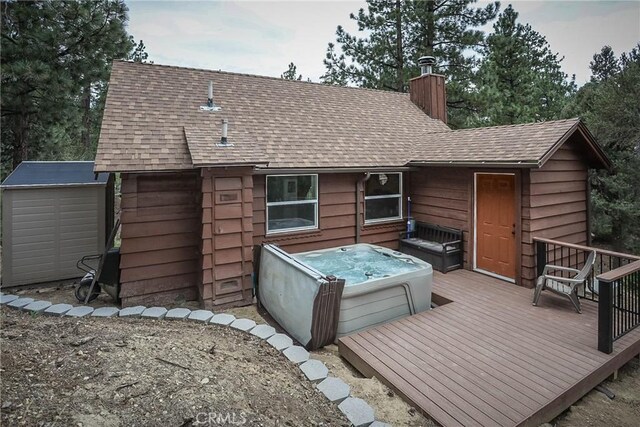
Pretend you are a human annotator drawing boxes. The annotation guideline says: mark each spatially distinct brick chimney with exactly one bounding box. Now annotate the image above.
[409,56,447,124]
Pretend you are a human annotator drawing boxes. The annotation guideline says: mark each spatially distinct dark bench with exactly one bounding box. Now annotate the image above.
[399,222,463,273]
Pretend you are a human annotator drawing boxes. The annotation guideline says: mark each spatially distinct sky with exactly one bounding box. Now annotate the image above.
[126,0,640,86]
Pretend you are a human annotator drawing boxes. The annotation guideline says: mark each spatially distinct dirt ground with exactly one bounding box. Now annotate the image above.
[9,284,435,426]
[0,308,348,427]
[8,284,640,427]
[554,356,640,427]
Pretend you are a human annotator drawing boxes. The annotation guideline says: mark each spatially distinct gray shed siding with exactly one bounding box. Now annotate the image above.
[2,186,106,286]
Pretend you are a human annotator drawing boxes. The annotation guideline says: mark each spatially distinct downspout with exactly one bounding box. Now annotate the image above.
[355,172,371,243]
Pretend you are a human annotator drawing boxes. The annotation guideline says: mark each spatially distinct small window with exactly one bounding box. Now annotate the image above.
[266,175,318,233]
[365,173,402,223]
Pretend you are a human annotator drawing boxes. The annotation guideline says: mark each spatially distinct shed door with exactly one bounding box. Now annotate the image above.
[475,174,516,280]
[2,187,104,286]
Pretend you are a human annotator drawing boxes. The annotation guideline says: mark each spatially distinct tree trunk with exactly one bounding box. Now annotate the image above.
[81,83,91,149]
[395,0,404,92]
[425,0,435,57]
[12,99,29,169]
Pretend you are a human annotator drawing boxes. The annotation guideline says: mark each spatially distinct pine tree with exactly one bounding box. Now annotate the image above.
[129,39,151,63]
[474,4,576,126]
[565,45,640,251]
[1,0,136,178]
[281,62,303,80]
[321,0,499,128]
[589,46,619,82]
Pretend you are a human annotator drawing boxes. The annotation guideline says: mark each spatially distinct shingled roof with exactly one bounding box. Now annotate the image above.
[95,61,449,172]
[409,118,610,168]
[95,61,610,172]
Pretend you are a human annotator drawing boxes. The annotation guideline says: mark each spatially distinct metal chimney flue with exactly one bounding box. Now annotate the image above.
[200,80,221,112]
[220,119,229,145]
[418,56,436,75]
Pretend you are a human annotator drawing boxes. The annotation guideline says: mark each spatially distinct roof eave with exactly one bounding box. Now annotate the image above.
[537,119,612,170]
[93,166,196,174]
[195,161,269,168]
[576,121,613,170]
[1,182,107,190]
[253,166,419,174]
[407,160,540,168]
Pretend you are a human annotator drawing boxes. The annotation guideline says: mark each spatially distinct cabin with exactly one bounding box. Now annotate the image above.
[95,60,610,309]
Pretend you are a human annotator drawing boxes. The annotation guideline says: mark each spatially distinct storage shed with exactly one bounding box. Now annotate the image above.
[1,161,113,287]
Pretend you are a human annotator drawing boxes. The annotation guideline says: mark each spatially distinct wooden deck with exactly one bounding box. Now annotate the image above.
[338,270,640,427]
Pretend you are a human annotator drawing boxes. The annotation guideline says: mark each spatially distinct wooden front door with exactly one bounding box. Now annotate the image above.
[475,174,516,280]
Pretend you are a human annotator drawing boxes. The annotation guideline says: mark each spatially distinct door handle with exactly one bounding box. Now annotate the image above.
[512,224,516,235]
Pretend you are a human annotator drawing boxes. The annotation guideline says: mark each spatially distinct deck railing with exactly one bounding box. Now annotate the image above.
[597,260,640,353]
[534,237,640,354]
[534,237,639,302]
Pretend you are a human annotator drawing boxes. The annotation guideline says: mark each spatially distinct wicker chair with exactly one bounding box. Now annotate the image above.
[532,250,597,313]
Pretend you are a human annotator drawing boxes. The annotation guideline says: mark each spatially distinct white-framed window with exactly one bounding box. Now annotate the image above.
[365,173,402,223]
[266,174,318,234]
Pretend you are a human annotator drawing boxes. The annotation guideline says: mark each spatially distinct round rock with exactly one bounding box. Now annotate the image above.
[283,345,310,364]
[44,303,74,316]
[266,333,293,351]
[65,306,95,318]
[0,294,19,305]
[23,300,52,313]
[300,359,329,382]
[188,309,214,323]
[91,307,120,318]
[119,305,146,318]
[338,397,375,427]
[165,308,192,320]
[317,376,351,403]
[230,318,256,332]
[141,306,168,319]
[250,324,276,339]
[7,297,34,309]
[210,313,236,326]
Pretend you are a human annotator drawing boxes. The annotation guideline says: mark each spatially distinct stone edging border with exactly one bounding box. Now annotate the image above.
[0,294,391,427]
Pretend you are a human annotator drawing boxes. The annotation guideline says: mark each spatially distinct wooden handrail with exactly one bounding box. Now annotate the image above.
[597,259,640,282]
[532,237,640,262]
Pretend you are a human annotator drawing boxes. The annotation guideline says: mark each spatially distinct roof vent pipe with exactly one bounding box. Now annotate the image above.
[220,119,228,145]
[419,56,436,75]
[200,80,221,111]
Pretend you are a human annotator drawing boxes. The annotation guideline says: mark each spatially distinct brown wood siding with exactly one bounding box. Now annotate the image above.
[200,168,254,309]
[521,140,590,287]
[410,168,472,268]
[252,173,405,254]
[409,74,448,124]
[119,172,201,306]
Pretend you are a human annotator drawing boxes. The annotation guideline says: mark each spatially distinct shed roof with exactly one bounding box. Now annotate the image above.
[95,61,610,172]
[1,161,109,188]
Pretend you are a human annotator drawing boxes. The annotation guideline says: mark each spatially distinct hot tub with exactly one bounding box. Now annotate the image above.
[259,243,432,348]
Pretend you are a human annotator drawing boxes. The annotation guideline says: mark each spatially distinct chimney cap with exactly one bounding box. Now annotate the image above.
[418,56,436,76]
[418,56,436,66]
